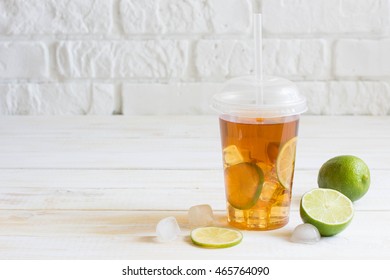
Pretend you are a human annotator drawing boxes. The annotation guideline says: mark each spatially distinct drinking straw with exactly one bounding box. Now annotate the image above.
[253,13,263,105]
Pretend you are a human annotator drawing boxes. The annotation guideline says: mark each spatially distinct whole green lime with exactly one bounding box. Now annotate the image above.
[318,155,370,202]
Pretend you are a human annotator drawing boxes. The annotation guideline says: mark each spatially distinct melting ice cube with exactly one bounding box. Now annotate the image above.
[156,216,181,242]
[223,145,244,166]
[188,204,215,228]
[259,181,280,203]
[290,223,321,244]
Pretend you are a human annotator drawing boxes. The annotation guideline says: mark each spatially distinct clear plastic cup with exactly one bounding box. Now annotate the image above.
[211,76,307,230]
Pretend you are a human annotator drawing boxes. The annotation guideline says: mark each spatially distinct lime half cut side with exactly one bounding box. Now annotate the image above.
[300,188,354,237]
[276,137,297,190]
[190,227,243,249]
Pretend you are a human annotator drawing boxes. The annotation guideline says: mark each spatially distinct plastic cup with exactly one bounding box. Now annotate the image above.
[211,76,307,230]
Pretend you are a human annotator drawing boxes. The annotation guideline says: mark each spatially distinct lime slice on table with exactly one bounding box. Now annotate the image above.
[300,188,354,236]
[276,137,297,190]
[225,163,264,210]
[190,227,242,248]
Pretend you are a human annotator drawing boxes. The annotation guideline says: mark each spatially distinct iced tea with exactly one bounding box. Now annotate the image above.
[219,115,299,230]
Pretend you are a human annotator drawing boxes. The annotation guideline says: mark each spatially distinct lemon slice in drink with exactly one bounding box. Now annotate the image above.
[225,163,264,210]
[190,227,243,248]
[276,137,297,190]
[300,188,354,236]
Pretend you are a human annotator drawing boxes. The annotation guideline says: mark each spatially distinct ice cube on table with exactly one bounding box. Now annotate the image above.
[188,204,215,228]
[290,223,321,244]
[156,216,181,242]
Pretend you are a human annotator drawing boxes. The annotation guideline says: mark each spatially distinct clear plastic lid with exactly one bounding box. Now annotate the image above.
[211,76,307,118]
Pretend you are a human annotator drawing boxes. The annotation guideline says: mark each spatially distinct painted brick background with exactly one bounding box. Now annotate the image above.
[0,0,390,115]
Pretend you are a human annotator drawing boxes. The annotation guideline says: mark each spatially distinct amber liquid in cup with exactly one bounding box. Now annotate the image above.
[219,115,299,230]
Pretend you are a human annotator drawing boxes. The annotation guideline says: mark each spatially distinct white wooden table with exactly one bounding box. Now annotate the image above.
[0,116,389,259]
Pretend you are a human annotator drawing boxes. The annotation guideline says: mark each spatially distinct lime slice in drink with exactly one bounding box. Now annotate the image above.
[225,162,264,210]
[300,188,354,236]
[276,137,297,190]
[190,227,242,248]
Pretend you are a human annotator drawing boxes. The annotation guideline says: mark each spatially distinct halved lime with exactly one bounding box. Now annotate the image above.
[190,227,242,248]
[225,162,264,210]
[276,137,297,190]
[300,188,354,236]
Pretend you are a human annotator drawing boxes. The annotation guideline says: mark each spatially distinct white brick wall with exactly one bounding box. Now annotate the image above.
[56,40,188,78]
[262,0,389,34]
[334,40,390,77]
[1,0,390,115]
[0,42,48,79]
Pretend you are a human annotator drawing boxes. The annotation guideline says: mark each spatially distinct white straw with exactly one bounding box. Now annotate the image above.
[254,13,263,105]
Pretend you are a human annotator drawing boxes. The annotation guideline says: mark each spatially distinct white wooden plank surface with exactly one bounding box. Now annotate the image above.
[0,210,388,259]
[0,169,385,211]
[0,116,389,139]
[0,116,388,170]
[0,137,387,169]
[0,116,389,259]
